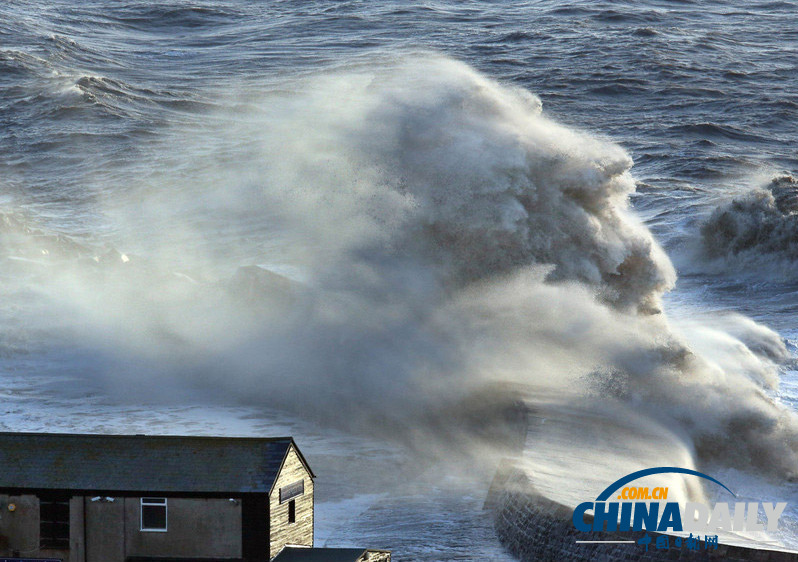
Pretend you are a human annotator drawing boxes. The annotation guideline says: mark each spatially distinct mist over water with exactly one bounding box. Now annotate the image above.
[3,0,798,556]
[1,54,795,479]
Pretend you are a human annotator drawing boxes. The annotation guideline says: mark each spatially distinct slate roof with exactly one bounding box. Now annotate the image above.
[0,432,314,494]
[271,547,379,562]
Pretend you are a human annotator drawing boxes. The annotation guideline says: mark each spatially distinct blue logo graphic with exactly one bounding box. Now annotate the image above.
[571,465,787,554]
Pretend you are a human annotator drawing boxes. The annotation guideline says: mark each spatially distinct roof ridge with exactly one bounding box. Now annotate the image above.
[0,431,295,442]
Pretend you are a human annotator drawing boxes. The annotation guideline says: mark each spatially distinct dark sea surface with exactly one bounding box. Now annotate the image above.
[2,2,796,247]
[3,0,798,317]
[2,1,798,559]
[4,1,797,210]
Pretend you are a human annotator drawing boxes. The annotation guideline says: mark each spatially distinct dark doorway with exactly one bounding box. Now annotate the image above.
[39,493,70,549]
[241,494,269,560]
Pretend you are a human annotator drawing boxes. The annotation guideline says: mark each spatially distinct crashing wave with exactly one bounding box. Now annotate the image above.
[701,174,798,265]
[4,54,797,480]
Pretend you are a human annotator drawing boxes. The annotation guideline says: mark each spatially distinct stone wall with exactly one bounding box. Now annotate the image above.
[124,497,242,559]
[0,494,44,559]
[0,493,243,562]
[490,468,798,562]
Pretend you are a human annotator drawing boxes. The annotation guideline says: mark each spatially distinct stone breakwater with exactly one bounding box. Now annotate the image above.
[488,467,798,561]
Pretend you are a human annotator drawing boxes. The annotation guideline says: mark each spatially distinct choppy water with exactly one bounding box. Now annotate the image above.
[2,1,798,559]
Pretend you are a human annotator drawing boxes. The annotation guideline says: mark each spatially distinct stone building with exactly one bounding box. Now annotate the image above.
[0,432,388,562]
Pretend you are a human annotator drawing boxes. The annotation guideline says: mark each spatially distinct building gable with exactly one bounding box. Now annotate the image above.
[269,444,315,558]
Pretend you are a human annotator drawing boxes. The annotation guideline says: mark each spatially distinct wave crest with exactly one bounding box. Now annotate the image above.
[701,174,798,267]
[2,54,797,481]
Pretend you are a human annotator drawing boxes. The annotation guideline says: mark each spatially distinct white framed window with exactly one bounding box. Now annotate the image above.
[140,497,167,532]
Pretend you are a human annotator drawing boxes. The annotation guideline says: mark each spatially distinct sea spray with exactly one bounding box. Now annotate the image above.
[1,54,796,482]
[701,174,798,274]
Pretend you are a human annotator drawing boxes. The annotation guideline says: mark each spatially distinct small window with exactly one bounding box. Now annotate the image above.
[140,498,167,532]
[288,499,296,524]
[39,493,70,549]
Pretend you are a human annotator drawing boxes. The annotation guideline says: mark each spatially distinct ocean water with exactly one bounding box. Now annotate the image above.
[2,1,798,559]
